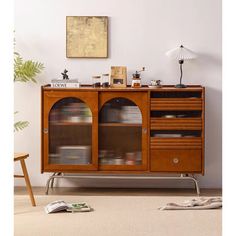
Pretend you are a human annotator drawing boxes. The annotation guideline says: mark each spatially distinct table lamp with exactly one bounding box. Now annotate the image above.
[166,45,197,88]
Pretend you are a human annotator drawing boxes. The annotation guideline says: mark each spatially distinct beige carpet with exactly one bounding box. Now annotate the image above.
[15,195,222,236]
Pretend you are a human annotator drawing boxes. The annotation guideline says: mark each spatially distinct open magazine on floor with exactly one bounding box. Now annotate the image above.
[45,200,92,214]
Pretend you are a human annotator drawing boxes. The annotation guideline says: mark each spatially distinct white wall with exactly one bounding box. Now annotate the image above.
[14,0,222,188]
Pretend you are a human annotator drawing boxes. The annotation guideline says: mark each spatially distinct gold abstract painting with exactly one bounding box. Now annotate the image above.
[66,16,108,58]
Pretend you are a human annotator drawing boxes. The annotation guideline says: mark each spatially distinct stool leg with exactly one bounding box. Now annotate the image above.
[20,159,36,206]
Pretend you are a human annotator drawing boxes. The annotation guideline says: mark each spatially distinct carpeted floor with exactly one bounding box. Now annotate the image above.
[14,195,222,236]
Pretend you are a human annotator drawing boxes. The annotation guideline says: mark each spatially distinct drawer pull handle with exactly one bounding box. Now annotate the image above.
[173,158,179,164]
[43,128,48,134]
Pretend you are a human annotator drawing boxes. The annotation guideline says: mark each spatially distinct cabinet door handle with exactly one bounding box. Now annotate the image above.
[143,128,147,134]
[43,128,48,134]
[172,157,179,164]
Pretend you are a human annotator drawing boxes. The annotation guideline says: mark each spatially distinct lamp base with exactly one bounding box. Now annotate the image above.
[175,84,187,88]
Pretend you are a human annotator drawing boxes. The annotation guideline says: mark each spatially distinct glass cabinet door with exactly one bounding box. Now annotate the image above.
[99,92,148,170]
[42,91,98,171]
[49,97,92,165]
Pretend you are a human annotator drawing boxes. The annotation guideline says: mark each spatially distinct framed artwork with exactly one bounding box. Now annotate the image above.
[110,66,127,88]
[66,16,108,58]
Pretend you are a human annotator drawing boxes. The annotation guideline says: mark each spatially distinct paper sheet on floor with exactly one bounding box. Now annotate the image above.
[159,197,222,210]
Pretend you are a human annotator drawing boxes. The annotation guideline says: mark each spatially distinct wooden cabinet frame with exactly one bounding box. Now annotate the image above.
[42,90,98,172]
[99,91,148,171]
[41,85,205,175]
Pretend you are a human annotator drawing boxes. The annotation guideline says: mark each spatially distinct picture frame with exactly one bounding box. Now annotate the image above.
[66,16,108,58]
[110,66,127,88]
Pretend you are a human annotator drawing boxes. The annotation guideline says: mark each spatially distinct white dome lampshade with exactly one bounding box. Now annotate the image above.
[166,45,197,88]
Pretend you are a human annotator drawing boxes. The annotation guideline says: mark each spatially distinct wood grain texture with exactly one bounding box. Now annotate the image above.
[201,87,205,175]
[150,137,202,149]
[151,98,202,111]
[150,149,202,172]
[98,91,148,171]
[41,86,205,175]
[14,153,36,206]
[42,90,98,171]
[150,117,202,130]
[42,84,203,92]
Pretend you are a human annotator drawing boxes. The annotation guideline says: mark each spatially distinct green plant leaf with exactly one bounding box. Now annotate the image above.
[14,51,44,132]
[14,121,29,132]
[14,53,44,83]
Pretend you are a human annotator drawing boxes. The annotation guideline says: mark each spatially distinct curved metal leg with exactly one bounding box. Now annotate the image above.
[50,173,57,188]
[45,173,56,195]
[45,173,200,195]
[180,174,200,195]
[189,175,200,196]
[45,178,52,195]
[50,172,62,188]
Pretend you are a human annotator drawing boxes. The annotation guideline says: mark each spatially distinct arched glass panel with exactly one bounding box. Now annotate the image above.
[99,98,142,165]
[49,97,92,165]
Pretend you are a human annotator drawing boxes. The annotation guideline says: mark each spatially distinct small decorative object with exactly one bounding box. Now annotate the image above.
[66,16,108,58]
[110,66,127,88]
[61,69,69,80]
[51,69,80,88]
[101,73,110,88]
[131,67,145,88]
[50,79,80,88]
[125,152,136,165]
[92,76,101,87]
[149,80,162,88]
[166,45,197,88]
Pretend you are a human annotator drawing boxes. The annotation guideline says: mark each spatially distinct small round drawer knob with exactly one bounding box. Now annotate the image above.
[173,158,179,164]
[43,128,48,134]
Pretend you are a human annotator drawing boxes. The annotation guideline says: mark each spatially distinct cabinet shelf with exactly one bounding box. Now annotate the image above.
[50,121,92,126]
[99,123,142,127]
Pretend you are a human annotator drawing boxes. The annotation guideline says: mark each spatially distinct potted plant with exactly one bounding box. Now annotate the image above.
[14,51,44,131]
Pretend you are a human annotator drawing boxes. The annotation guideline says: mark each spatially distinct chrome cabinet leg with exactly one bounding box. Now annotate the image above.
[45,173,56,195]
[180,174,200,195]
[45,173,200,195]
[50,172,62,188]
[50,173,57,188]
[191,175,200,196]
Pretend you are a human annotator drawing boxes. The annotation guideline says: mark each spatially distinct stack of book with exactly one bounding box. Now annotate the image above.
[50,79,80,88]
[121,106,142,123]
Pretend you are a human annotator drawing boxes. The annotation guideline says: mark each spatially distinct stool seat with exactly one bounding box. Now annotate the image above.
[14,152,36,206]
[14,153,29,161]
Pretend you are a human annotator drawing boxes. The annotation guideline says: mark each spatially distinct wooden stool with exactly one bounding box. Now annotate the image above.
[14,153,36,206]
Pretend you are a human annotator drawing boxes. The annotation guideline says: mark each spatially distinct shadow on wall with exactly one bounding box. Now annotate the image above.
[183,52,222,84]
[198,53,222,68]
[200,85,222,188]
[191,51,222,188]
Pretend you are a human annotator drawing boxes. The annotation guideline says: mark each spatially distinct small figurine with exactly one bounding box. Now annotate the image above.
[61,69,69,80]
[150,80,161,87]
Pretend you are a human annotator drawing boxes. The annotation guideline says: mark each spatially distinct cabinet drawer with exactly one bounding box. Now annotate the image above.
[151,98,202,111]
[150,137,202,149]
[151,149,202,172]
[150,118,202,130]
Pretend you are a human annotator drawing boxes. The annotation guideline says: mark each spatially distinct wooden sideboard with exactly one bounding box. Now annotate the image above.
[41,85,204,174]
